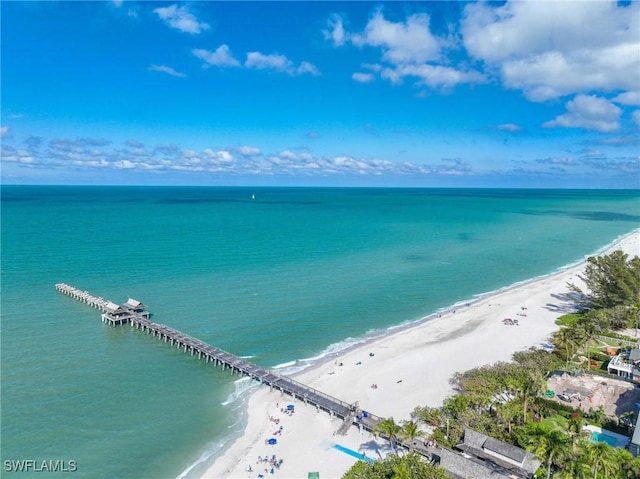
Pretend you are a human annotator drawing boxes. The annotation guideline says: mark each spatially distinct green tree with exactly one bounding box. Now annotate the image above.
[576,316,600,368]
[506,367,545,423]
[606,304,636,330]
[566,413,589,452]
[616,448,640,479]
[374,418,402,453]
[496,399,521,434]
[553,327,579,363]
[412,406,443,428]
[399,420,424,451]
[553,453,591,479]
[512,348,562,372]
[568,251,640,310]
[583,441,619,479]
[585,406,608,426]
[341,452,448,479]
[453,362,506,396]
[527,428,571,479]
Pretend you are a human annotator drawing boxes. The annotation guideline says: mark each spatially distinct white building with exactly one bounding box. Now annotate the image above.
[607,348,640,381]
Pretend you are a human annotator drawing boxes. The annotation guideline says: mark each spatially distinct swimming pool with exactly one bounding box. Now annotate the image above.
[584,425,629,448]
[591,431,619,447]
[334,444,376,463]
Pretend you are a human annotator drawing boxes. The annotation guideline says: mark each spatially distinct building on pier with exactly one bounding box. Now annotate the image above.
[124,298,150,318]
[101,298,150,325]
[101,301,135,325]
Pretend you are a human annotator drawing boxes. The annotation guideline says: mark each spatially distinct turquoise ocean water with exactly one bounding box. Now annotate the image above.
[1,186,639,478]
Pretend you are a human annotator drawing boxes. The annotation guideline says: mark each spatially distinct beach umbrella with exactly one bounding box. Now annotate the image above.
[287,404,295,410]
[268,438,277,445]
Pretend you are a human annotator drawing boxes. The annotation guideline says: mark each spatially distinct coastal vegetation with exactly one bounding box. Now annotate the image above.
[342,251,640,478]
[554,250,640,371]
[342,452,448,479]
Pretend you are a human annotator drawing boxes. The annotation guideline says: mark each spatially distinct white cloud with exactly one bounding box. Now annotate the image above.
[496,123,522,132]
[1,145,35,165]
[237,146,261,156]
[245,52,292,72]
[204,149,233,163]
[278,150,298,160]
[434,158,473,176]
[462,1,640,101]
[381,63,484,88]
[324,14,346,47]
[499,45,638,101]
[193,45,240,67]
[632,111,640,128]
[353,12,441,65]
[613,91,640,106]
[114,160,136,169]
[193,45,318,76]
[537,156,577,166]
[154,4,209,34]
[1,126,10,138]
[352,72,375,83]
[543,95,622,133]
[182,149,198,158]
[362,63,382,73]
[245,52,319,76]
[330,11,482,90]
[148,64,186,78]
[296,61,321,76]
[33,137,431,177]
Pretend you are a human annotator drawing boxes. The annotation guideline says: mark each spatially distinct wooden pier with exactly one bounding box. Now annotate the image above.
[54,283,383,434]
[55,283,111,311]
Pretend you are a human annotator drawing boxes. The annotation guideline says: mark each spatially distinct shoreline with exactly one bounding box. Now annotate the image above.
[285,227,640,380]
[197,228,640,479]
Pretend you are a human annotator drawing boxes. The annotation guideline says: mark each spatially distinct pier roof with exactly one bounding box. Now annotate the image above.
[124,298,146,309]
[104,301,125,313]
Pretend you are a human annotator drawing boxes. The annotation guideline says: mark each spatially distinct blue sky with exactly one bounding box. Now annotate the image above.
[1,1,639,187]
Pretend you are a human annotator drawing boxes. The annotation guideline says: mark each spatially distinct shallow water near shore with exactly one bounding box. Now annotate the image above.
[1,186,639,478]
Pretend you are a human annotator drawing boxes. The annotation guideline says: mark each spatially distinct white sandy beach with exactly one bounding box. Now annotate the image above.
[202,230,639,479]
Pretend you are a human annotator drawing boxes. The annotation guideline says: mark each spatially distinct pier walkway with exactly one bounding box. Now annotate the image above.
[54,283,384,435]
[55,283,110,311]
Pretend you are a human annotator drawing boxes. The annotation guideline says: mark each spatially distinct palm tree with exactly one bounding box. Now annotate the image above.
[617,448,640,478]
[374,417,402,453]
[566,414,590,452]
[555,326,579,363]
[583,441,619,479]
[496,399,521,434]
[553,456,591,479]
[508,369,545,423]
[391,461,411,479]
[577,317,600,369]
[527,428,571,479]
[399,420,424,451]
